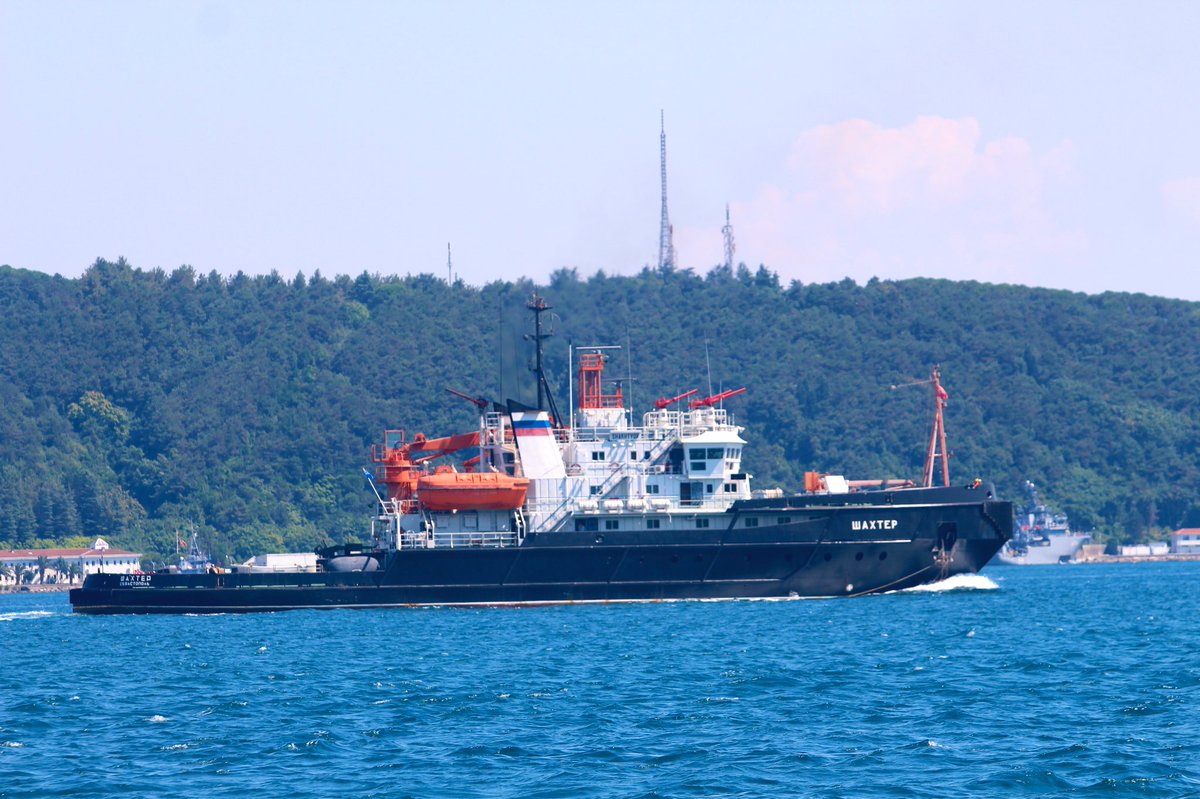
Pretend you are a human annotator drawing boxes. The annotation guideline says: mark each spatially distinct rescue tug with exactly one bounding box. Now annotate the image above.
[70,296,1011,613]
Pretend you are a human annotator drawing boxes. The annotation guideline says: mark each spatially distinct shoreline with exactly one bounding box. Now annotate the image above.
[1074,553,1200,565]
[0,584,73,594]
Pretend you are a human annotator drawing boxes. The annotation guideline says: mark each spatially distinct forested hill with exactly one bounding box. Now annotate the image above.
[2,258,1199,563]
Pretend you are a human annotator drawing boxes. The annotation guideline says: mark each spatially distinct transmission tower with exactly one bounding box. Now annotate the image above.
[657,111,675,270]
[722,204,736,270]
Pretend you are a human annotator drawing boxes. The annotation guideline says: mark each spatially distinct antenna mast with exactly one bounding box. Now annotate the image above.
[524,293,563,427]
[446,242,453,284]
[722,204,736,270]
[658,111,675,270]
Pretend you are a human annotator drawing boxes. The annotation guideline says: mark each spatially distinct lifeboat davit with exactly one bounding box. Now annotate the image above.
[416,468,530,511]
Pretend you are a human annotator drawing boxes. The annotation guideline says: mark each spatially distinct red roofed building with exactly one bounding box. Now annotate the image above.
[1171,528,1200,555]
[0,539,142,585]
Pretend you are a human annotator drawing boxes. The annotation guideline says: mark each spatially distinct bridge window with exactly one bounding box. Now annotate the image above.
[707,448,724,459]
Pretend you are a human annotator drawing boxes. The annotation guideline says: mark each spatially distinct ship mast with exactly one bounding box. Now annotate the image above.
[524,293,564,427]
[923,367,950,488]
[890,366,951,487]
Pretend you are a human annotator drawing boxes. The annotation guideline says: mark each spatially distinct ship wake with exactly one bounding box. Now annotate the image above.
[898,574,1000,594]
[0,610,56,622]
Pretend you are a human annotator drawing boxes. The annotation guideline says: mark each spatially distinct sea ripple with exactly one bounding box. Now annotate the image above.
[1,563,1197,798]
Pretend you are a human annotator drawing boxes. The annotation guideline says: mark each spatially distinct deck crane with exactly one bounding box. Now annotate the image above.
[890,366,950,488]
[654,389,698,409]
[445,388,498,472]
[445,387,490,410]
[688,387,747,409]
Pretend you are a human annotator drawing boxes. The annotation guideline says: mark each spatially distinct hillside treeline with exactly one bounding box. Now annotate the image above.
[1,258,1197,563]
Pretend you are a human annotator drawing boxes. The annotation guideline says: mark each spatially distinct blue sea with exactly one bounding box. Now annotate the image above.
[2,563,1198,798]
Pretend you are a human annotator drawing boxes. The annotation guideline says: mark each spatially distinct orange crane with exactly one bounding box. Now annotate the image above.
[370,429,482,509]
[891,367,950,488]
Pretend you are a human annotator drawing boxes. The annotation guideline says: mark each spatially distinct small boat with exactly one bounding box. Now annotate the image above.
[417,468,530,511]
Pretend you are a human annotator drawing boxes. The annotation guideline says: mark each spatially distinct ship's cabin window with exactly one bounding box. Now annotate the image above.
[706,483,714,494]
[575,518,599,532]
[777,516,791,525]
[591,451,605,461]
[503,452,515,464]
[724,483,737,493]
[744,517,759,527]
[646,518,661,529]
[695,518,710,529]
[604,519,619,530]
[589,485,601,495]
[629,451,637,460]
[707,448,724,459]
[646,484,660,494]
[462,511,478,530]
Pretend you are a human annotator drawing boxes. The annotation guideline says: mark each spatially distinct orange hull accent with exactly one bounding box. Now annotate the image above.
[417,471,530,511]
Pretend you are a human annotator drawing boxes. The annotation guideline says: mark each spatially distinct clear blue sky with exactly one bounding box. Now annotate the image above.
[4,1,1200,299]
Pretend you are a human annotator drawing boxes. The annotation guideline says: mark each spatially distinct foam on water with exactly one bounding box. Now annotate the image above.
[899,573,1000,593]
[0,610,55,622]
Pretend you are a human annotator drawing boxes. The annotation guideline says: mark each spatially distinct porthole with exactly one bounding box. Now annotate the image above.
[855,552,864,561]
[879,552,888,561]
[823,553,832,562]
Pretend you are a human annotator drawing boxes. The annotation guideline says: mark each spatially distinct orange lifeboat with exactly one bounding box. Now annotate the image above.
[416,468,530,511]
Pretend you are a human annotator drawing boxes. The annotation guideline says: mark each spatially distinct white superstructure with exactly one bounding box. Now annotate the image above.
[369,348,761,550]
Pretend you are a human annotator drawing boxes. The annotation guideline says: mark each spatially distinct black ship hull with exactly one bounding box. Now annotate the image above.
[70,487,1010,614]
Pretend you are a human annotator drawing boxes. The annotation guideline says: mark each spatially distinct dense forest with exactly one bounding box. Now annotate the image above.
[2,258,1198,564]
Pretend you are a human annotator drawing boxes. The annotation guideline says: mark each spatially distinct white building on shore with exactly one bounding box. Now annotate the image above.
[0,539,142,585]
[1171,528,1200,555]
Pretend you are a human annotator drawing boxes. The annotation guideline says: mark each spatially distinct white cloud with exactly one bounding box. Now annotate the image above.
[684,116,1084,287]
[1163,177,1200,223]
